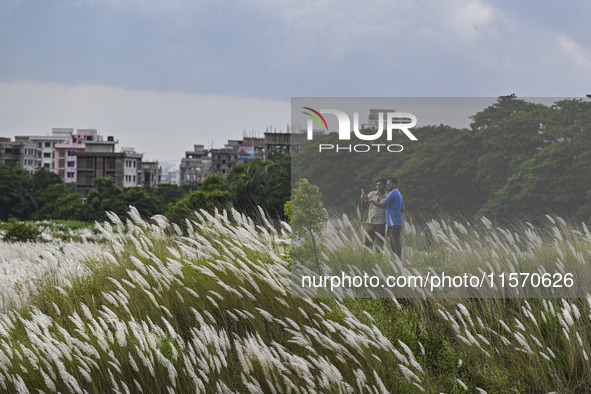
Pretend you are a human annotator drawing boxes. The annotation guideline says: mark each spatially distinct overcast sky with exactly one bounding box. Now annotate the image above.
[1,0,590,165]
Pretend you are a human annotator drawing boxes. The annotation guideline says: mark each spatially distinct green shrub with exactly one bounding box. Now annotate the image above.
[3,218,41,243]
[284,200,291,221]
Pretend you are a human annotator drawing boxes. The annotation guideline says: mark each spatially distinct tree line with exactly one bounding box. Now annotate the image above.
[292,96,591,223]
[0,154,291,223]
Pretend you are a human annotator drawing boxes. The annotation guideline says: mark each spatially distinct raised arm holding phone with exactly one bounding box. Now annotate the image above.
[360,179,387,249]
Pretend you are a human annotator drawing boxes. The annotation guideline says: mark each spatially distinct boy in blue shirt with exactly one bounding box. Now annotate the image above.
[363,176,404,258]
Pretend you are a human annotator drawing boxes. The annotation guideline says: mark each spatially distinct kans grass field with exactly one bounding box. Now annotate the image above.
[1,208,591,393]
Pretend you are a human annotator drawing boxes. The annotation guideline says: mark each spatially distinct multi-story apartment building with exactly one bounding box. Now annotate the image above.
[179,144,211,186]
[179,137,267,183]
[242,137,265,149]
[85,135,118,154]
[264,132,305,158]
[236,138,265,165]
[76,147,144,198]
[13,129,72,171]
[0,138,39,172]
[140,161,161,189]
[54,129,114,183]
[121,148,142,188]
[76,152,124,198]
[210,146,237,176]
[210,138,265,175]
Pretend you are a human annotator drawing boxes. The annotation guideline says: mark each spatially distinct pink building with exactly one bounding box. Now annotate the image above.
[54,129,104,183]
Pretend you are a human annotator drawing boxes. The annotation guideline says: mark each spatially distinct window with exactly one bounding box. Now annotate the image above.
[133,161,136,168]
[105,158,116,170]
[68,150,76,156]
[67,172,75,178]
[78,174,94,184]
[44,163,50,169]
[59,150,65,158]
[67,161,75,167]
[43,152,51,158]
[45,142,51,148]
[132,175,136,182]
[58,160,65,168]
[78,158,94,170]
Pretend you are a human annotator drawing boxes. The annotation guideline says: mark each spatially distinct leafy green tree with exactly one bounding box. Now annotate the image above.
[33,183,86,221]
[291,96,591,222]
[396,125,485,217]
[85,177,166,221]
[264,155,291,218]
[291,178,328,273]
[228,160,267,211]
[31,168,82,220]
[472,96,550,199]
[482,98,591,221]
[84,177,125,221]
[284,200,291,221]
[0,164,36,220]
[166,174,232,225]
[166,190,232,225]
[33,168,62,192]
[200,174,229,192]
[153,184,188,205]
[120,188,165,218]
[227,156,291,219]
[470,94,539,131]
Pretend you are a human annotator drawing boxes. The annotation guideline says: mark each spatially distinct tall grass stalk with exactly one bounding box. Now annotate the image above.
[1,208,591,391]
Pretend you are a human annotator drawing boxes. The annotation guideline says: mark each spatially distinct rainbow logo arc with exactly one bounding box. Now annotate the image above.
[302,107,328,131]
